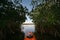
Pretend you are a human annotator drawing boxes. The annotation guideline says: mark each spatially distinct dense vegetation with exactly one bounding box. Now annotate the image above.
[0,0,60,40]
[0,0,28,40]
[30,0,60,40]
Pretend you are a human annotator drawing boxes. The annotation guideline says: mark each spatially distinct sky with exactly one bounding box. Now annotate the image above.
[21,0,35,33]
[21,0,33,12]
[12,0,33,23]
[21,0,33,23]
[11,0,33,12]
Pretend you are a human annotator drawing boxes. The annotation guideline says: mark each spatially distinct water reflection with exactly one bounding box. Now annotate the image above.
[21,24,35,36]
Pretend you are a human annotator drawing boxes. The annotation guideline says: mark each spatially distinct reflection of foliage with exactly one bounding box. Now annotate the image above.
[30,0,60,40]
[0,0,27,40]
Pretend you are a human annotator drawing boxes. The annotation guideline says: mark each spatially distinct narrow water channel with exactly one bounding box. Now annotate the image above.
[21,14,35,36]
